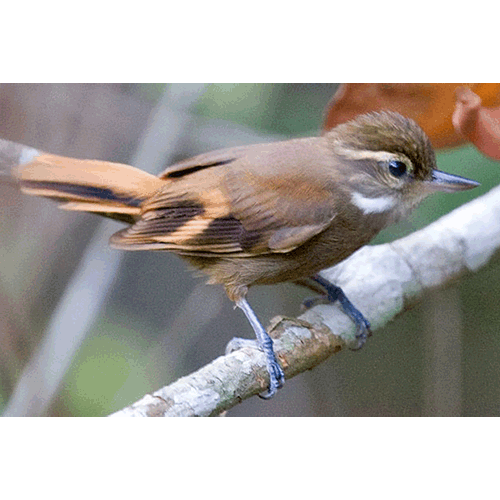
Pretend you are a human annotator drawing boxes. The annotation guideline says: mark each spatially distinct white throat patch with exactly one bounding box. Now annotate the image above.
[351,191,396,214]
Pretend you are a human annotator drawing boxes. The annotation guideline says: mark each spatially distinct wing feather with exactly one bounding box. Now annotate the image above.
[111,137,338,256]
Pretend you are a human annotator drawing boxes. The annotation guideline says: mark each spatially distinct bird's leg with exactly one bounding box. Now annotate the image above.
[227,297,285,399]
[303,274,372,350]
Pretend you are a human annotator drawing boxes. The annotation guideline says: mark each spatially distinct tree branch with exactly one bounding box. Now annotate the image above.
[110,185,500,417]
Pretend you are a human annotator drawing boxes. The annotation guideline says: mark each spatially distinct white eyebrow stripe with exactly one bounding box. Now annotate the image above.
[351,191,396,214]
[334,147,397,162]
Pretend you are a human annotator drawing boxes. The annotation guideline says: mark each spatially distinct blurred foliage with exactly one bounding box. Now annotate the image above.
[1,83,499,417]
[196,83,339,135]
[59,317,161,417]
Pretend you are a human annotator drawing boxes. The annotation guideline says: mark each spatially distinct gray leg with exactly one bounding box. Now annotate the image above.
[311,274,372,350]
[235,298,285,399]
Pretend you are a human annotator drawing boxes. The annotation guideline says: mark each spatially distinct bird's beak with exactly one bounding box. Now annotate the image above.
[424,169,480,193]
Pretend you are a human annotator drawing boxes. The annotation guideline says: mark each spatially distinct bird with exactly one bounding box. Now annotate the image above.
[6,111,480,398]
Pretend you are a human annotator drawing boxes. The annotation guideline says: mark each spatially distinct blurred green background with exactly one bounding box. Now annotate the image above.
[0,83,499,416]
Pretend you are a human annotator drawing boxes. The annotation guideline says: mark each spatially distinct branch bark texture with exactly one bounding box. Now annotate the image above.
[110,185,500,417]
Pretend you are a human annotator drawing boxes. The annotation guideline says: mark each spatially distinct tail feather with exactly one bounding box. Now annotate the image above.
[11,149,164,222]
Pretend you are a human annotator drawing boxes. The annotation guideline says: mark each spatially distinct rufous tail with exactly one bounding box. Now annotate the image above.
[6,140,163,223]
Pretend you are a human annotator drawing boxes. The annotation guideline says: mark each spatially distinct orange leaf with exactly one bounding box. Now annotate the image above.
[323,83,500,149]
[453,87,500,160]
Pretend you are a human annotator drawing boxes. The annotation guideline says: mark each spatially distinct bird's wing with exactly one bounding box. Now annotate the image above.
[111,138,338,256]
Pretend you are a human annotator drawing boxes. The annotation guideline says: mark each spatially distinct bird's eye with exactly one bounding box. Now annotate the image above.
[388,160,407,178]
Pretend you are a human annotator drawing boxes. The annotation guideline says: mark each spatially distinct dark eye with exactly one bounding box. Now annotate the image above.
[388,160,407,178]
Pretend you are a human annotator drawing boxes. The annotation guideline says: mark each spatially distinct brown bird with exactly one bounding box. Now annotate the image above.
[6,111,479,398]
